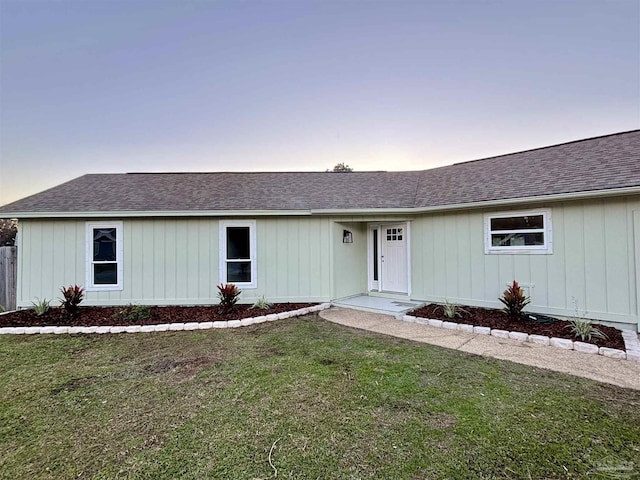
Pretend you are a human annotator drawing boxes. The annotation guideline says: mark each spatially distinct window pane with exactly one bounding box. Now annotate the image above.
[491,215,544,231]
[491,232,545,247]
[93,228,117,261]
[227,261,251,283]
[373,229,378,281]
[94,263,117,285]
[227,227,250,259]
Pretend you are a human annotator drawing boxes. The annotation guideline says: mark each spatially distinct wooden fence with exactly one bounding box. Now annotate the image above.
[0,246,17,311]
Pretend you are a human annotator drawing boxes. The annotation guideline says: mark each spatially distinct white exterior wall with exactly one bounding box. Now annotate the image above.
[17,217,333,307]
[411,196,640,330]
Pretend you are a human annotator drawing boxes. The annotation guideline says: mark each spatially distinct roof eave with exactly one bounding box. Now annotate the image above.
[3,185,639,219]
[0,209,314,219]
[415,185,640,213]
[311,186,640,214]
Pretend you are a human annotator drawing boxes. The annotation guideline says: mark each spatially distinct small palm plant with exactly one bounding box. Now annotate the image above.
[217,284,242,314]
[566,301,607,342]
[251,296,273,310]
[435,300,468,319]
[31,297,51,316]
[499,280,530,319]
[567,317,607,342]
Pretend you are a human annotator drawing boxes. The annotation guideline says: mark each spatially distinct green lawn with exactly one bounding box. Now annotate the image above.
[1,316,639,479]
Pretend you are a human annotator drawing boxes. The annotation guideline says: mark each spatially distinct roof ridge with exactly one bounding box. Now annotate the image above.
[452,129,640,166]
[122,171,392,175]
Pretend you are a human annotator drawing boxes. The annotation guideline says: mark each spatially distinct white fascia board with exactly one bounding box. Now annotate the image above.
[413,186,640,213]
[4,209,313,219]
[310,208,417,215]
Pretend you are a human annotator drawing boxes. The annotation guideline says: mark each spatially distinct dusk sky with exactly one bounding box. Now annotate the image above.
[1,0,638,206]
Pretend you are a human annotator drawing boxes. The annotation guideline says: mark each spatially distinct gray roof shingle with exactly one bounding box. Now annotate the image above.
[414,130,640,207]
[1,130,638,216]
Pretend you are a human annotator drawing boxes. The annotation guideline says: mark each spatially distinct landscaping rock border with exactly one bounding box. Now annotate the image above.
[0,303,331,335]
[399,313,639,363]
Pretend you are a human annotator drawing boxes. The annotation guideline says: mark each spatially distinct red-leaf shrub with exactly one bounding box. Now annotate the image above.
[499,280,530,319]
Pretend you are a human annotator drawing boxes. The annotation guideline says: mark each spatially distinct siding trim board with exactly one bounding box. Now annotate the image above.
[635,211,640,331]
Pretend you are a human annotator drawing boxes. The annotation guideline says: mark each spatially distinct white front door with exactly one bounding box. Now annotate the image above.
[380,224,408,294]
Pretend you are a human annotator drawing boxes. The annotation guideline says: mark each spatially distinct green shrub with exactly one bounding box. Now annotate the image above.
[0,304,4,313]
[251,296,273,310]
[113,304,151,323]
[567,316,607,342]
[435,300,468,319]
[60,285,84,315]
[566,301,607,342]
[499,280,530,319]
[217,284,241,314]
[31,298,51,316]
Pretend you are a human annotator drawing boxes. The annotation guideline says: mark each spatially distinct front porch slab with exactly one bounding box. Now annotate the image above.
[332,295,423,315]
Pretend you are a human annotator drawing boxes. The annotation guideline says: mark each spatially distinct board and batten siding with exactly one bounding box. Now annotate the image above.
[332,221,368,299]
[330,215,415,300]
[411,195,640,329]
[17,217,332,307]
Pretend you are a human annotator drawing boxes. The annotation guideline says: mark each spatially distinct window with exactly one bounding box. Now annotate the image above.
[484,209,552,254]
[86,222,123,290]
[372,228,378,281]
[220,220,257,288]
[386,227,403,241]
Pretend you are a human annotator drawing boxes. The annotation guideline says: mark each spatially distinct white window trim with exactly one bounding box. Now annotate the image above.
[219,220,257,289]
[85,221,124,291]
[484,209,552,255]
[367,225,380,292]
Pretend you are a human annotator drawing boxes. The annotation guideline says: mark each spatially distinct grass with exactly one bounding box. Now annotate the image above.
[1,316,639,479]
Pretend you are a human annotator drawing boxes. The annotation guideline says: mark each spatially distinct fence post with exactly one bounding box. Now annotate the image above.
[0,246,17,311]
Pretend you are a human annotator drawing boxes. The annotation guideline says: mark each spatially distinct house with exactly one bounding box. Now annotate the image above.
[1,130,639,332]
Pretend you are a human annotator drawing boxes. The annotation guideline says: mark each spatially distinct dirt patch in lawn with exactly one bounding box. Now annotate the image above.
[410,304,625,351]
[0,303,316,328]
[144,355,222,380]
[51,375,101,394]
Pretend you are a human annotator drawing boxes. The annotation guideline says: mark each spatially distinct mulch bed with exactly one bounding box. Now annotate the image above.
[0,303,316,328]
[410,304,626,351]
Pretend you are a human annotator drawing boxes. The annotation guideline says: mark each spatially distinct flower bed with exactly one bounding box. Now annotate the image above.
[0,303,317,328]
[409,304,625,351]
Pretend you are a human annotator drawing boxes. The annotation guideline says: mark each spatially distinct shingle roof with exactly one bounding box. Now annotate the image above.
[414,129,640,207]
[1,130,638,216]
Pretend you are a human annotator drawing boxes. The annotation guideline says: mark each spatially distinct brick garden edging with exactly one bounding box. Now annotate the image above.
[0,303,332,335]
[397,314,640,364]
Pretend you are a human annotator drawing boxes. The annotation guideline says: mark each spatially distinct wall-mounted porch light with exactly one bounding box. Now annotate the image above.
[343,230,353,244]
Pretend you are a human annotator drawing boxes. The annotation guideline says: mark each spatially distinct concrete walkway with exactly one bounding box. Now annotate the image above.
[320,307,640,391]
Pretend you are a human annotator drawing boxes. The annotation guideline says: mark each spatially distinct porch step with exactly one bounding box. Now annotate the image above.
[332,295,423,316]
